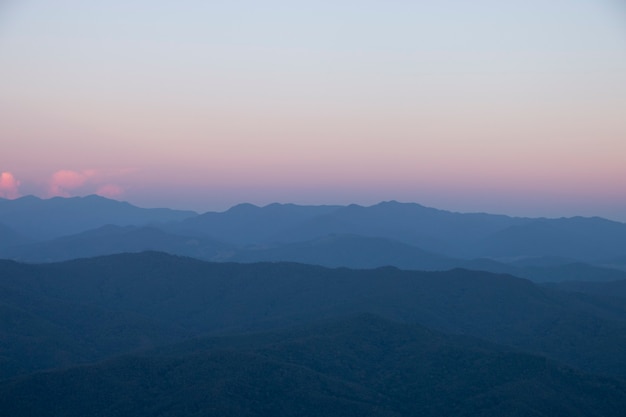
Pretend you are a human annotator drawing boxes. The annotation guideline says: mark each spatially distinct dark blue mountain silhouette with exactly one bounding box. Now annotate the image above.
[3,252,626,380]
[0,195,196,240]
[2,314,624,417]
[2,197,626,265]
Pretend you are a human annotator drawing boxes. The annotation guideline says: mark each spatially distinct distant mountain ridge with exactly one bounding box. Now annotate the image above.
[2,196,626,278]
[1,225,231,263]
[170,200,626,261]
[5,227,626,283]
[171,202,342,244]
[0,195,197,240]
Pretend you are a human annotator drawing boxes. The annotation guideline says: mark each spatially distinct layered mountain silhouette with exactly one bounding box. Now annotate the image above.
[2,224,232,263]
[3,252,626,381]
[3,196,626,415]
[2,196,626,283]
[3,253,626,415]
[478,217,626,261]
[0,222,27,249]
[171,201,527,255]
[547,279,626,300]
[3,196,626,264]
[0,195,196,240]
[3,205,626,282]
[171,202,341,244]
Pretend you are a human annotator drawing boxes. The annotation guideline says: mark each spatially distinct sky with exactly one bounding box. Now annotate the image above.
[1,0,626,220]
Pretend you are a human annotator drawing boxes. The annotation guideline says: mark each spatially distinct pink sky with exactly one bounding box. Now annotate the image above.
[1,1,625,220]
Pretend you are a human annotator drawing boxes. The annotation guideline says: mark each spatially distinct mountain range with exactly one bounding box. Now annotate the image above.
[0,194,196,241]
[2,195,626,283]
[2,252,626,415]
[3,252,626,379]
[3,193,626,415]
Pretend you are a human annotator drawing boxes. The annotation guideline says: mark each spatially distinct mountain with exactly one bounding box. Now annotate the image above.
[273,201,528,256]
[547,279,626,300]
[230,234,454,270]
[171,202,341,244]
[230,235,626,283]
[0,258,185,379]
[516,262,626,283]
[174,200,527,255]
[3,252,626,380]
[0,224,232,263]
[2,315,625,417]
[3,198,626,264]
[0,222,29,249]
[598,255,626,272]
[168,201,626,261]
[0,195,197,240]
[5,224,626,283]
[477,217,626,261]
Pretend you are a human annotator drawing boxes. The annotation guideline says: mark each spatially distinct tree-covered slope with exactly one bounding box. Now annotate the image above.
[3,253,626,380]
[2,315,624,417]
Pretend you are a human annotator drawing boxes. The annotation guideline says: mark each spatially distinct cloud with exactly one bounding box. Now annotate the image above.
[0,172,21,199]
[47,169,129,199]
[96,184,124,198]
[48,169,94,197]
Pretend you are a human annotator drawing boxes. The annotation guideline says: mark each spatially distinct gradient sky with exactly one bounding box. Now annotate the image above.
[1,1,625,220]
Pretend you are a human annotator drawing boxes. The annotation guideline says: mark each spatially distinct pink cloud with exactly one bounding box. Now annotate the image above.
[96,184,124,198]
[46,168,134,199]
[0,172,21,199]
[48,169,94,197]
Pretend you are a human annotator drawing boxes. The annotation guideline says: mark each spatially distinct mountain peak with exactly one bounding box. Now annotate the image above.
[227,203,260,213]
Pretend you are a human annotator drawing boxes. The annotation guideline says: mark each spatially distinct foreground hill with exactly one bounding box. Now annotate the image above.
[3,252,626,380]
[2,315,625,417]
[0,257,186,378]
